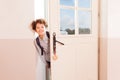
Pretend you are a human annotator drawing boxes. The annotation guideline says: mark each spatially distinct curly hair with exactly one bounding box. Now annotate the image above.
[31,19,48,31]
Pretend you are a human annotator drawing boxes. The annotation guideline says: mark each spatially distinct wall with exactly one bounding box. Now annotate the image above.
[0,0,36,80]
[108,0,120,80]
[1,0,120,80]
[100,0,120,80]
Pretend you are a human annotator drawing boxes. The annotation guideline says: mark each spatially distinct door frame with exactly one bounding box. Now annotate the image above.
[99,0,107,80]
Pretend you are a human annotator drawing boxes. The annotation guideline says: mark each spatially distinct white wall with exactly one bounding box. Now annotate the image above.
[0,0,45,39]
[108,0,120,38]
[0,0,34,39]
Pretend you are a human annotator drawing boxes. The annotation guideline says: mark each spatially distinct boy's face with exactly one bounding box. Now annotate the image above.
[36,23,45,36]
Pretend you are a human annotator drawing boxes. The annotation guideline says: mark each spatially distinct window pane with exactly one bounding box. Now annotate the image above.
[78,0,91,8]
[78,11,91,34]
[60,9,75,35]
[60,0,75,6]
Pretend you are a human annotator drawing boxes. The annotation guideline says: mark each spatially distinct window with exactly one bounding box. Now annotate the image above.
[60,0,92,35]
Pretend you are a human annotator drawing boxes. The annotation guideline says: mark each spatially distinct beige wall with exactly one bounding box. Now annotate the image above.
[0,0,36,80]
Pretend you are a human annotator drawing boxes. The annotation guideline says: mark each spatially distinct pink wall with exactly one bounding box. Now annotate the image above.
[108,38,120,80]
[0,39,36,80]
[0,0,35,79]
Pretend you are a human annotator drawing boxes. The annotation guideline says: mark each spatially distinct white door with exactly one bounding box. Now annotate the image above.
[49,0,98,80]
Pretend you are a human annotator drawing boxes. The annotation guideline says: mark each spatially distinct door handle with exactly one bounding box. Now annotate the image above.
[52,32,64,60]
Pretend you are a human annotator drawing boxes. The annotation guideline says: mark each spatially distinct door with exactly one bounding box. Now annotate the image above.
[49,0,98,80]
